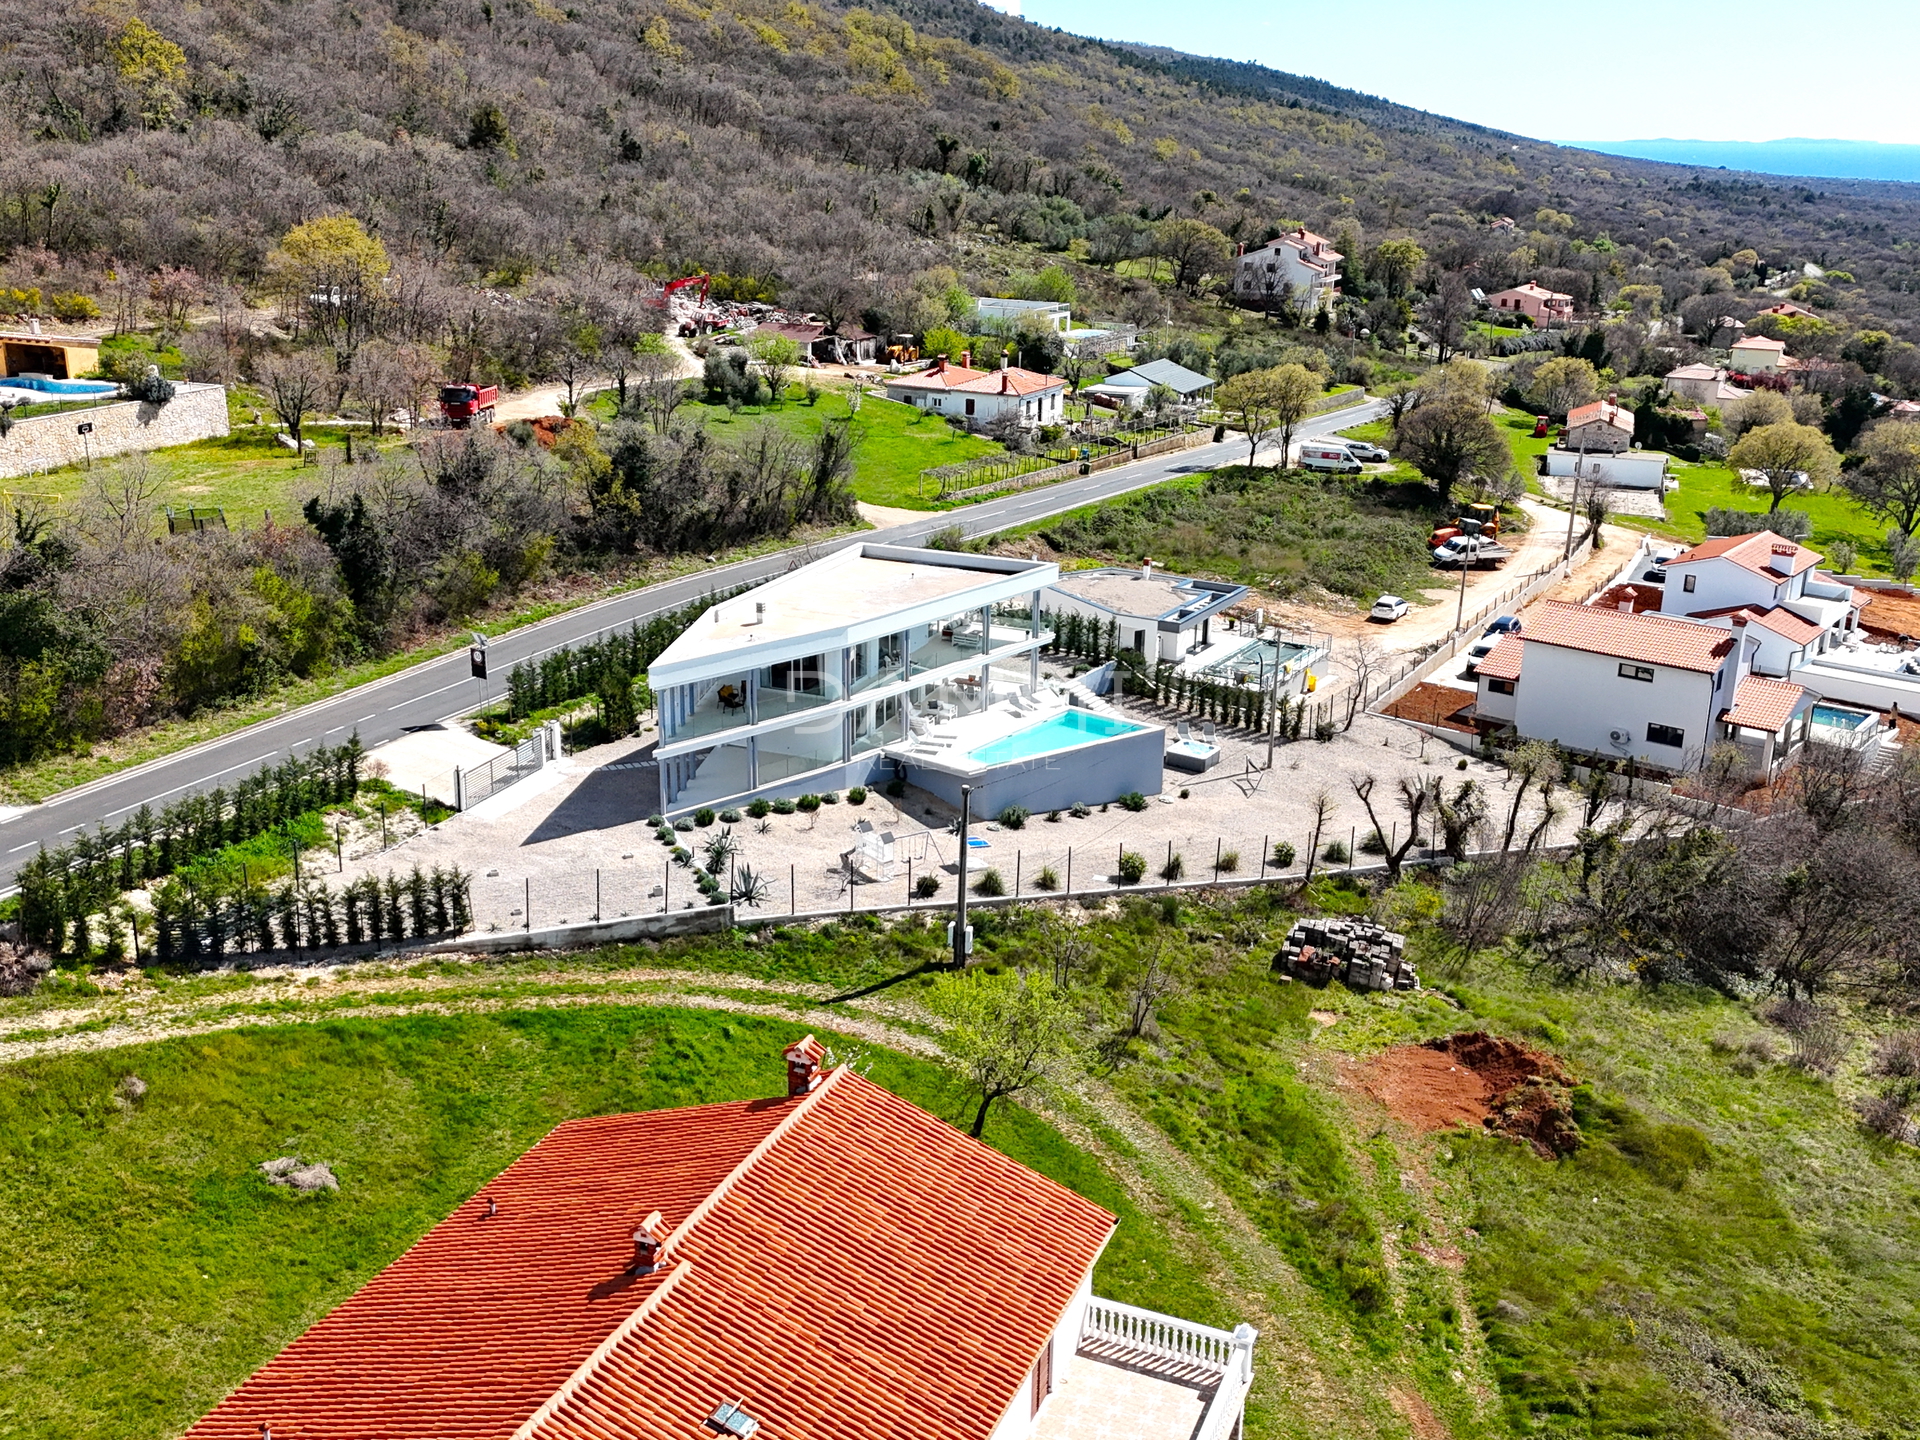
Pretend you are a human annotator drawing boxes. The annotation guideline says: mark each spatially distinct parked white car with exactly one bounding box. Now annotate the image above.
[1369,594,1411,622]
[1344,440,1391,462]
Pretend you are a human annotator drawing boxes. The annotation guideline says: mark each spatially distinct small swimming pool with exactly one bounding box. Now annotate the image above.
[0,376,117,397]
[966,710,1147,764]
[1811,703,1875,731]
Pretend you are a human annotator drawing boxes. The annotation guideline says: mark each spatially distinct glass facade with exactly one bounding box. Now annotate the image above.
[754,711,846,785]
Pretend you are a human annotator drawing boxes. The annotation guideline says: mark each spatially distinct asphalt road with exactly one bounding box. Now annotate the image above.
[0,397,1384,889]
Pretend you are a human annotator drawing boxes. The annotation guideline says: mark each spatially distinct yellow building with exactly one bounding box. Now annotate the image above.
[0,330,100,379]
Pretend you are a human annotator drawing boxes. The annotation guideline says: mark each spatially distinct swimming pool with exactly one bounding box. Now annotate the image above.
[966,709,1147,764]
[0,376,117,396]
[1811,703,1875,730]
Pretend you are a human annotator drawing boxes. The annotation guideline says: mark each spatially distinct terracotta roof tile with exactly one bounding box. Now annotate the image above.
[1722,674,1809,732]
[182,1068,1115,1440]
[1566,400,1634,433]
[1732,334,1787,350]
[1671,531,1820,579]
[1522,600,1734,674]
[1686,603,1824,645]
[1477,634,1524,681]
[953,367,1066,397]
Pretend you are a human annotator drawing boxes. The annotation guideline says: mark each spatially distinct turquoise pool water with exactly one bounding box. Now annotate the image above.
[1811,704,1874,730]
[967,710,1147,764]
[0,376,116,396]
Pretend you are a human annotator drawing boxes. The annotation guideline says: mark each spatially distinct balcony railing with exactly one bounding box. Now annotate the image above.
[1080,1298,1257,1440]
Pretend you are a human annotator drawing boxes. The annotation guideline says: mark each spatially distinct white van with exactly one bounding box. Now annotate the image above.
[1298,443,1362,474]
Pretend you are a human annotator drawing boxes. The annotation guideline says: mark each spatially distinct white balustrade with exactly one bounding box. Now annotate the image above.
[1081,1298,1259,1440]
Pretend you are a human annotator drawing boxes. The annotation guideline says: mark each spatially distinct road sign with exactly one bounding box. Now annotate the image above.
[470,631,489,679]
[76,422,94,434]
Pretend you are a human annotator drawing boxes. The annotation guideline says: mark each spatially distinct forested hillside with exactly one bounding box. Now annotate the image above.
[7,0,1919,346]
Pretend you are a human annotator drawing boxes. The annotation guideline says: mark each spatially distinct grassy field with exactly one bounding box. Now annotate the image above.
[1661,460,1893,571]
[589,389,1003,510]
[11,425,410,524]
[6,887,1918,1439]
[999,466,1445,604]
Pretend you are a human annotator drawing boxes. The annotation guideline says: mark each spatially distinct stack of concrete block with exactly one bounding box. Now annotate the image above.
[1272,917,1418,992]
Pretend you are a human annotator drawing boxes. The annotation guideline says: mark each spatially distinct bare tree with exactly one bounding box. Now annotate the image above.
[1122,943,1177,1040]
[1301,788,1338,888]
[1351,774,1432,881]
[1498,739,1560,850]
[1340,637,1381,730]
[256,350,332,451]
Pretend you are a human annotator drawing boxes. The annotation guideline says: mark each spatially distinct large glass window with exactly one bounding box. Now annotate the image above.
[669,673,752,742]
[851,632,905,695]
[755,712,845,784]
[755,652,839,721]
[852,696,904,755]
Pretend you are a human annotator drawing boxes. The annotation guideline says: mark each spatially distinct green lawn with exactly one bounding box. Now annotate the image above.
[1661,460,1894,573]
[590,389,1003,510]
[0,1002,1208,1440]
[14,425,410,525]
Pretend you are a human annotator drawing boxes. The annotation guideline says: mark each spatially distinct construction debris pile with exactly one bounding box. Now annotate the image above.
[1273,917,1419,992]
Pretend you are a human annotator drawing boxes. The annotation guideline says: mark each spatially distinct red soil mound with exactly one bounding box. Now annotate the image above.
[1353,1031,1580,1158]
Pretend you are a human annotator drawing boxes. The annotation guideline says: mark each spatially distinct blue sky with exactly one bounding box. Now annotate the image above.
[1019,0,1920,146]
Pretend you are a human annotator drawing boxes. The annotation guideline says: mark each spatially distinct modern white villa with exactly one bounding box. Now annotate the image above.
[646,544,1166,816]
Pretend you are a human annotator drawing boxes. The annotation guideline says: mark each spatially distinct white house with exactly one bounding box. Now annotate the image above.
[181,1038,1258,1440]
[1730,333,1788,375]
[1659,531,1861,645]
[1045,565,1247,664]
[975,296,1072,333]
[885,354,1067,430]
[1081,357,1216,410]
[1485,282,1575,326]
[1232,229,1342,313]
[1472,600,1813,774]
[647,544,1059,812]
[1664,363,1751,407]
[1540,448,1669,490]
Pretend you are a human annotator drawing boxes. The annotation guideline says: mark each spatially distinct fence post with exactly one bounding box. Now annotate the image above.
[1014,851,1021,898]
[907,859,913,907]
[791,864,796,915]
[663,860,669,913]
[525,877,531,932]
[595,868,601,922]
[1260,834,1268,880]
[454,767,465,812]
[1066,847,1072,896]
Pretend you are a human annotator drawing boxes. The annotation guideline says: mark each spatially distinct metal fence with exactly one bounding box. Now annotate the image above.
[455,727,551,811]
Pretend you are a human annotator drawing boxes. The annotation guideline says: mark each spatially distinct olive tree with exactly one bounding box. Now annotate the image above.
[1726,421,1840,514]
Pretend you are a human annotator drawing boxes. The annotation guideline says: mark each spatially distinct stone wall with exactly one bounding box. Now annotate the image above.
[0,382,229,480]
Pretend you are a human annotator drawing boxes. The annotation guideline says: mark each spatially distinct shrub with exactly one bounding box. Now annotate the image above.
[672,847,694,867]
[719,808,743,824]
[1323,839,1351,864]
[1271,841,1296,868]
[1034,865,1061,891]
[673,817,694,832]
[1160,853,1185,882]
[694,807,716,828]
[747,798,772,819]
[1070,802,1091,818]
[655,827,676,844]
[1179,788,1191,799]
[975,868,1005,896]
[1046,810,1062,823]
[914,873,942,898]
[1216,849,1239,873]
[772,797,797,815]
[1118,851,1148,884]
[1360,829,1388,856]
[885,779,907,797]
[998,804,1030,830]
[847,787,867,805]
[1119,791,1148,812]
[646,813,664,827]
[796,794,822,812]
[819,791,839,805]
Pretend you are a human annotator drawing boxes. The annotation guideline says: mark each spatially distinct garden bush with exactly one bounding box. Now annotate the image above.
[1272,841,1297,868]
[1160,853,1185,882]
[885,779,907,798]
[1118,851,1148,884]
[1034,865,1061,891]
[1215,849,1239,873]
[747,799,771,819]
[1322,840,1350,864]
[847,787,867,805]
[719,808,743,824]
[914,873,941,898]
[975,868,1005,897]
[796,794,822,812]
[772,797,797,815]
[998,804,1030,830]
[1070,802,1091,819]
[673,818,694,832]
[1119,791,1148,812]
[694,808,716,828]
[819,791,839,805]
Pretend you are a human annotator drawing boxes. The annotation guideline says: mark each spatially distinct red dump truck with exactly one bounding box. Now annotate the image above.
[438,383,498,428]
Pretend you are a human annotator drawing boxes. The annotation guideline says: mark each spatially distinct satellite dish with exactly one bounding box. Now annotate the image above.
[1608,728,1632,747]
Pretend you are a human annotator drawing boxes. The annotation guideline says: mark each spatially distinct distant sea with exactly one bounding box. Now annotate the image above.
[1564,138,1920,184]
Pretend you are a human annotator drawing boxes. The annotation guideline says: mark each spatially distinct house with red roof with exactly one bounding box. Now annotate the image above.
[1232,228,1343,314]
[1658,531,1863,648]
[884,352,1067,431]
[1485,282,1574,327]
[1729,333,1788,375]
[1470,600,1813,774]
[1563,399,1635,454]
[181,1038,1256,1440]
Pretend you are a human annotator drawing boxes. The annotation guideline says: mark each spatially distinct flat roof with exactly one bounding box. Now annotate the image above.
[0,331,100,346]
[649,545,1056,677]
[1051,567,1243,621]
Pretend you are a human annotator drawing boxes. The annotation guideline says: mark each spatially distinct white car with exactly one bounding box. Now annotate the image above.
[1369,595,1411,622]
[1465,638,1498,674]
[1344,441,1391,463]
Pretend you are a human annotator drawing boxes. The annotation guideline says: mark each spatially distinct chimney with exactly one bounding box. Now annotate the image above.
[961,349,970,370]
[1142,558,1154,580]
[749,600,766,626]
[29,317,41,336]
[628,1210,667,1275]
[784,1034,826,1097]
[1000,354,1009,372]
[933,354,947,374]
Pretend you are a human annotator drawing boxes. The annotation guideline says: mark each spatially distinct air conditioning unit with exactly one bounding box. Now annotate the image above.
[1608,728,1632,747]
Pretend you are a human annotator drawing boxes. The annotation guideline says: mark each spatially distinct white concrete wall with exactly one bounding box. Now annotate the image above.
[1663,557,1789,616]
[988,1265,1093,1440]
[1475,675,1518,723]
[0,382,228,479]
[1541,448,1668,489]
[1512,642,1727,765]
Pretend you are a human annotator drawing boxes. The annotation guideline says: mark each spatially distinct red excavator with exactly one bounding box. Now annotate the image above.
[662,274,712,304]
[438,382,498,428]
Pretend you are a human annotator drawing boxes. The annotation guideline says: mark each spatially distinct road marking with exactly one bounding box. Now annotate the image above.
[101,751,281,819]
[395,679,468,709]
[8,841,37,852]
[357,714,376,722]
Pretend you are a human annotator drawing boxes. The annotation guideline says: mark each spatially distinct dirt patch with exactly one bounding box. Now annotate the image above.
[1389,1387,1452,1440]
[1380,682,1478,734]
[1353,1031,1579,1158]
[1859,585,1920,643]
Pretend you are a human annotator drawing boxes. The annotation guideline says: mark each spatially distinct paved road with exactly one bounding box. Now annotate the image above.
[0,398,1383,889]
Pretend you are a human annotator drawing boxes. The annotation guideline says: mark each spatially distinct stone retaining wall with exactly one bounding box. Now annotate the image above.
[0,382,229,480]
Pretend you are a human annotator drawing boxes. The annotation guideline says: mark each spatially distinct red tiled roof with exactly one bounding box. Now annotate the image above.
[183,1067,1116,1440]
[1522,600,1734,674]
[1732,334,1787,350]
[1492,282,1572,302]
[755,322,825,344]
[1722,674,1809,732]
[1686,603,1824,645]
[889,360,992,391]
[953,367,1065,397]
[1566,400,1634,434]
[1477,634,1524,681]
[1671,531,1820,579]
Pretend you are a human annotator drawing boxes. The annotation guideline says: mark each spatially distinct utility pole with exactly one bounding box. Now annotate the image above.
[1454,537,1472,634]
[1564,442,1587,562]
[952,784,972,970]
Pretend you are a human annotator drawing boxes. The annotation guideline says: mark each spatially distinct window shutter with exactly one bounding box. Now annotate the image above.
[1031,1337,1054,1417]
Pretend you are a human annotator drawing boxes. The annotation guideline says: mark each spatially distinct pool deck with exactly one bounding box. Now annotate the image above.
[888,687,1086,780]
